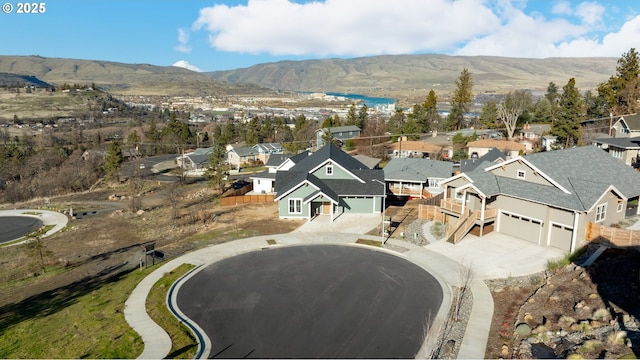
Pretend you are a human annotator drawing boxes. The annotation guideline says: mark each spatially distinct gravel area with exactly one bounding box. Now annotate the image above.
[384,218,472,359]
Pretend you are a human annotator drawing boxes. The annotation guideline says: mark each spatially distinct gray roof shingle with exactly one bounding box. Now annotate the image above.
[384,158,453,182]
[460,146,640,212]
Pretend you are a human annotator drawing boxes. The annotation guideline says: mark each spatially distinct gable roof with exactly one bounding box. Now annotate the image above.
[274,143,383,200]
[616,113,640,131]
[266,154,293,167]
[230,146,258,157]
[447,145,640,212]
[384,158,453,182]
[254,143,283,153]
[461,147,505,172]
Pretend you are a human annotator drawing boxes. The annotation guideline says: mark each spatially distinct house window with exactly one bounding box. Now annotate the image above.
[257,180,261,185]
[595,203,607,222]
[611,147,623,159]
[428,179,441,188]
[454,190,470,202]
[326,164,333,175]
[517,170,526,179]
[617,201,624,213]
[288,199,302,214]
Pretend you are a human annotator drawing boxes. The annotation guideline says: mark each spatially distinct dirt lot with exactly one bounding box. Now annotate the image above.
[0,179,303,308]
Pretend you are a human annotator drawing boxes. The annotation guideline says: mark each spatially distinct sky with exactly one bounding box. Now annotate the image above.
[1,0,639,72]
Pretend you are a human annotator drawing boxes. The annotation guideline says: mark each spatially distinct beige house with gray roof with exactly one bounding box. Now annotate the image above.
[439,146,640,252]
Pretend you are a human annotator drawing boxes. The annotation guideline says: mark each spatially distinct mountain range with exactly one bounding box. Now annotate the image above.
[0,55,619,100]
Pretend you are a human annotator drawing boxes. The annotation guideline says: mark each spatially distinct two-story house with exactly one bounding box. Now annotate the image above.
[315,125,361,149]
[439,145,640,253]
[274,143,384,221]
[592,113,640,167]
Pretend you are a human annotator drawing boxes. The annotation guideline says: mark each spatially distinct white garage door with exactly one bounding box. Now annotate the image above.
[499,211,542,244]
[549,223,573,252]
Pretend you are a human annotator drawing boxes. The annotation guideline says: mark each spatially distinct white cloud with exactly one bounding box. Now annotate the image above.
[552,1,573,15]
[175,28,192,53]
[575,2,605,26]
[172,60,203,72]
[193,0,501,56]
[191,0,640,59]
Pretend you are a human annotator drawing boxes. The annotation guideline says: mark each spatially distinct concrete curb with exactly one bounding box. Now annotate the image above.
[0,209,69,246]
[125,233,459,359]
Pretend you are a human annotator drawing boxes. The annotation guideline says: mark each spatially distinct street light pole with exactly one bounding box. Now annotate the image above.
[372,178,386,243]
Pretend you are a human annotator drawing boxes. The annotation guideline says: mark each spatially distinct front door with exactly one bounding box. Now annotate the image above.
[322,202,331,214]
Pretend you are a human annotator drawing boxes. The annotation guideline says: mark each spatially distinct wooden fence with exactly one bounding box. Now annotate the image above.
[586,222,640,248]
[418,204,443,221]
[220,194,274,206]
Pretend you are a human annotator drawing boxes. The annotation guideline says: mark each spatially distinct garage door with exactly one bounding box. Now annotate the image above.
[549,223,573,252]
[499,211,542,244]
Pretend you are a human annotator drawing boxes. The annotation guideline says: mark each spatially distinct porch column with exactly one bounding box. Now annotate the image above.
[331,202,335,222]
[480,196,486,237]
[570,211,579,253]
[460,190,466,214]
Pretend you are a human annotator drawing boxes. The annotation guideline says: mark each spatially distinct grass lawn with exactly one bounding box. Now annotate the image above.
[146,263,198,359]
[0,267,150,358]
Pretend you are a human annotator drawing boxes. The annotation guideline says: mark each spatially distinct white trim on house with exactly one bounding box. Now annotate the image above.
[595,203,607,222]
[288,198,302,214]
[274,180,321,201]
[484,157,572,194]
[308,159,366,184]
[585,185,626,213]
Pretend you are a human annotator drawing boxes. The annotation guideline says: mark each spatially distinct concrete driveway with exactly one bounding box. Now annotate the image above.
[425,232,567,280]
[293,213,382,234]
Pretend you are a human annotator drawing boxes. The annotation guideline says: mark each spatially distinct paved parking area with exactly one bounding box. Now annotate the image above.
[425,232,567,279]
[293,213,382,234]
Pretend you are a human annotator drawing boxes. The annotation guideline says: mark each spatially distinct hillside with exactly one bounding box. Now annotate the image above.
[0,73,53,88]
[207,54,618,100]
[0,56,271,96]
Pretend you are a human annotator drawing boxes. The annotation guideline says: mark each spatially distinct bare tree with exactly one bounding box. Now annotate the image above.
[498,90,533,140]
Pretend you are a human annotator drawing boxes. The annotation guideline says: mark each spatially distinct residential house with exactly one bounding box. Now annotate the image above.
[249,151,310,194]
[541,135,558,152]
[176,147,212,170]
[253,142,284,164]
[460,148,505,173]
[352,154,382,169]
[519,123,550,143]
[466,139,526,159]
[315,125,361,149]
[226,145,259,170]
[389,139,443,159]
[383,158,454,199]
[274,143,384,221]
[439,145,640,253]
[592,113,640,167]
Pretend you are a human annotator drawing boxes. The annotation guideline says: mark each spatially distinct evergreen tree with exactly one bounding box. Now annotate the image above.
[449,68,474,130]
[103,140,123,181]
[424,89,440,131]
[598,48,640,114]
[205,143,230,194]
[552,78,585,147]
[479,100,499,128]
[357,104,368,129]
[345,104,358,126]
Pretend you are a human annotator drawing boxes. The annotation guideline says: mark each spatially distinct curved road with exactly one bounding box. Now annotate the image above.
[176,244,443,359]
[0,209,69,245]
[0,216,44,244]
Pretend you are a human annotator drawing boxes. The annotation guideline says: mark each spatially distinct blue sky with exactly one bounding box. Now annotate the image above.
[1,0,639,72]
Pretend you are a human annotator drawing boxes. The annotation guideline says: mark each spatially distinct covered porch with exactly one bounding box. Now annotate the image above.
[440,184,497,243]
